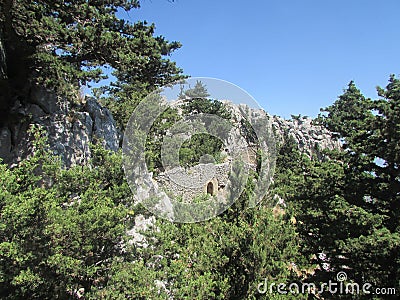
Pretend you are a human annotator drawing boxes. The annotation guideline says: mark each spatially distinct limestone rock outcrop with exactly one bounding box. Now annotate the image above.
[0,86,119,167]
[0,87,339,169]
[271,115,341,157]
[223,101,340,159]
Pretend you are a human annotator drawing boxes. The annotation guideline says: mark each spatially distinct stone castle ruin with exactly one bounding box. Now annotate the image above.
[152,101,266,203]
[150,100,340,204]
[156,162,231,202]
[0,88,340,208]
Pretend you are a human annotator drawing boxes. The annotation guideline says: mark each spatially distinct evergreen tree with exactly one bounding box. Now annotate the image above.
[182,80,210,99]
[0,0,184,126]
[318,76,400,291]
[275,76,400,296]
[0,126,134,299]
[0,126,306,299]
[124,178,306,299]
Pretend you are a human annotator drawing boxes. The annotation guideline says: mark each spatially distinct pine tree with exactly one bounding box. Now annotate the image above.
[184,80,210,98]
[276,76,400,294]
[0,0,184,125]
[0,126,134,298]
[318,76,400,290]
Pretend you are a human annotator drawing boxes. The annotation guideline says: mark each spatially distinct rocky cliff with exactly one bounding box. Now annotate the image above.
[223,101,340,159]
[0,86,119,167]
[0,89,339,168]
[271,115,341,158]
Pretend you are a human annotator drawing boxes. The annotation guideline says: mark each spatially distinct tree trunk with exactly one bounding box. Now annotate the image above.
[0,0,35,126]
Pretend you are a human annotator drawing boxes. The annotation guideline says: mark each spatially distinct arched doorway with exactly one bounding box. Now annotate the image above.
[207,182,214,195]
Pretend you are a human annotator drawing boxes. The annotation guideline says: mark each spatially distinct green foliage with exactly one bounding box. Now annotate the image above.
[179,133,224,167]
[145,83,232,172]
[178,81,231,118]
[131,178,305,299]
[0,127,305,299]
[273,76,400,297]
[0,126,134,299]
[144,105,182,173]
[3,3,400,295]
[182,97,231,120]
[180,80,210,99]
[1,0,180,89]
[0,0,185,126]
[317,76,400,290]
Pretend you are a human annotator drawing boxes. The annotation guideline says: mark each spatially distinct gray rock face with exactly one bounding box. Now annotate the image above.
[0,85,339,169]
[223,101,340,158]
[271,115,341,158]
[126,215,156,248]
[85,98,119,152]
[151,103,340,210]
[0,86,119,167]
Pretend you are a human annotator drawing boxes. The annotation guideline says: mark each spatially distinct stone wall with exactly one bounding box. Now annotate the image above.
[156,162,231,202]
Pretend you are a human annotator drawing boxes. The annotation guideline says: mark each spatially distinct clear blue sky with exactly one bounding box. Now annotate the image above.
[121,0,400,118]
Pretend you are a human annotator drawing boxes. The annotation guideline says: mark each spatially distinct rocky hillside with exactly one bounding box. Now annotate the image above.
[0,89,339,167]
[271,115,341,158]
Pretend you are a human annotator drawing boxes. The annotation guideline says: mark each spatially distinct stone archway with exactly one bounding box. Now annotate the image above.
[207,182,214,195]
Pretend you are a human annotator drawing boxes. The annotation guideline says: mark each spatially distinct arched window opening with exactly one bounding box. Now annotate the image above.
[207,182,214,195]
